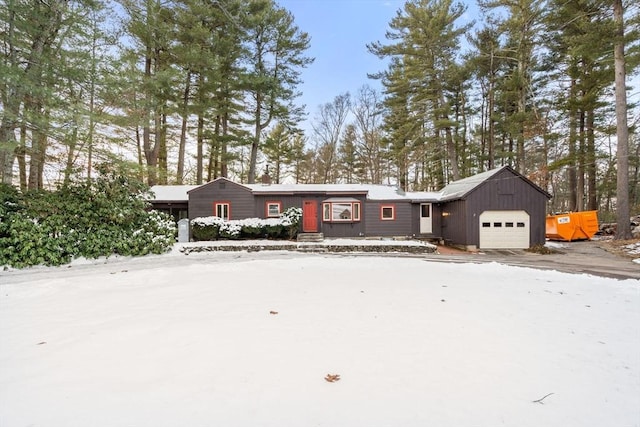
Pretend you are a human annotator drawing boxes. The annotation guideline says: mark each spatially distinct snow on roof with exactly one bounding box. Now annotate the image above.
[149,185,199,201]
[438,167,505,201]
[149,181,442,203]
[406,191,443,202]
[244,183,416,200]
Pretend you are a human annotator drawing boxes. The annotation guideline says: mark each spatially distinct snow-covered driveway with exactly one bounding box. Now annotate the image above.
[1,254,639,427]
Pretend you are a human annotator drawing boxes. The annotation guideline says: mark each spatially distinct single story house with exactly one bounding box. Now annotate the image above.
[150,165,551,250]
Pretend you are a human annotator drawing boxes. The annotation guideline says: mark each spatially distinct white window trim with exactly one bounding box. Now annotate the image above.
[266,202,282,218]
[215,202,230,220]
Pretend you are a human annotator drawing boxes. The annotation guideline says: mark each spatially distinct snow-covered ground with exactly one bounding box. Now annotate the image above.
[1,250,639,427]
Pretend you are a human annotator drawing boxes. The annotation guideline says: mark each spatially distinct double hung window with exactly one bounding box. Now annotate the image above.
[266,202,282,218]
[214,202,230,220]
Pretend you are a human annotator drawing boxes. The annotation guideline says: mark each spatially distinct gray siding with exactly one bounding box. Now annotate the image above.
[364,201,412,237]
[321,195,367,237]
[440,200,468,244]
[254,193,368,237]
[410,203,443,237]
[441,169,549,247]
[188,179,254,220]
[253,194,305,217]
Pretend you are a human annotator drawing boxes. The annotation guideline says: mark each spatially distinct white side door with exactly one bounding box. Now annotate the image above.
[420,203,432,234]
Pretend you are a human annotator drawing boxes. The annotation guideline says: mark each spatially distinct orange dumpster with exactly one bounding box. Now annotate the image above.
[545,211,599,241]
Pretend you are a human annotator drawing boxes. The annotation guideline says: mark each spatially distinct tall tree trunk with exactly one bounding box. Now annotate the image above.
[176,72,191,185]
[249,97,262,184]
[196,112,204,185]
[220,111,229,178]
[568,78,578,212]
[577,110,585,211]
[613,0,631,239]
[158,107,167,184]
[586,109,597,210]
[17,123,27,191]
[207,115,221,182]
[142,53,155,185]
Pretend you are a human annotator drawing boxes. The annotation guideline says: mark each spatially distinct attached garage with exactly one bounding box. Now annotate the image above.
[479,210,530,249]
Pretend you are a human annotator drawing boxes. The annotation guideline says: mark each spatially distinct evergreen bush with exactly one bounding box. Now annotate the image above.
[190,206,302,241]
[0,171,176,268]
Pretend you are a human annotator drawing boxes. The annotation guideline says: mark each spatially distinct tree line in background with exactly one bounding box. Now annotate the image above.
[0,0,639,234]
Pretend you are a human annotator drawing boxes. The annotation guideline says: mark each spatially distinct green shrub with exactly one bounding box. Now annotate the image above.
[0,170,176,269]
[190,206,303,241]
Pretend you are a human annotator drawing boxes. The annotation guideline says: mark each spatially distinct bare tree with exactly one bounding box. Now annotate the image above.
[311,93,351,183]
[352,85,385,183]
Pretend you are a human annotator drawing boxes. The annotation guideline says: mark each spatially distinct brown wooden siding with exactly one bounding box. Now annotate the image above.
[441,169,549,247]
[188,179,254,220]
[320,195,367,237]
[253,195,306,217]
[364,201,413,237]
[410,203,443,237]
[254,193,368,237]
[440,200,468,244]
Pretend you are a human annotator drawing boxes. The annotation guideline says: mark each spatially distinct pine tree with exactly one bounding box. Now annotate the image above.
[242,0,312,184]
[369,0,471,187]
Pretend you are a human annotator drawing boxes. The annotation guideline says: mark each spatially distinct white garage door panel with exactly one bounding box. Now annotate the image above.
[479,210,530,249]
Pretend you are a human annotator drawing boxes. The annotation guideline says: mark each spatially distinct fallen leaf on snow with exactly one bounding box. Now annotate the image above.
[324,374,340,382]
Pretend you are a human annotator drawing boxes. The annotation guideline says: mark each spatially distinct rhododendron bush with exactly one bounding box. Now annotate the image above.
[191,207,302,241]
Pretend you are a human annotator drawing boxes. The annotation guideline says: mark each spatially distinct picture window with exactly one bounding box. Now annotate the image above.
[322,201,361,222]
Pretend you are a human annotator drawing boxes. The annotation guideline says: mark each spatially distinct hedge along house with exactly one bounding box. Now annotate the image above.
[149,165,551,249]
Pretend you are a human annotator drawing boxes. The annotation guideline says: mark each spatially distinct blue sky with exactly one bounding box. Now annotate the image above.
[277,0,481,131]
[278,0,407,126]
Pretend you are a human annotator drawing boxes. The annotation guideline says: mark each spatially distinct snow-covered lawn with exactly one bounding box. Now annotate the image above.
[1,254,638,427]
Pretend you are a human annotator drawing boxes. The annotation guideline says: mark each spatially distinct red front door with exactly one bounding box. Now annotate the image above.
[302,200,318,232]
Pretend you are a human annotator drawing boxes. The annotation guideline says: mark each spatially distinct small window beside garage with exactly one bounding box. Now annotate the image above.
[380,205,395,221]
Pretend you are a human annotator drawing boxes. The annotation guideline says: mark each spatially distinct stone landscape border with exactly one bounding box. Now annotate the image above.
[180,241,438,255]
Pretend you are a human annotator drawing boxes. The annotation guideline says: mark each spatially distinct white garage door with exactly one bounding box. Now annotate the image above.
[479,210,530,249]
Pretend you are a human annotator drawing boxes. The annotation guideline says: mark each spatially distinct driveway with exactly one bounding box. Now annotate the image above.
[429,240,640,281]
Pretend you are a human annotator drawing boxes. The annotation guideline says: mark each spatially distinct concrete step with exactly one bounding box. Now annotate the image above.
[296,245,328,253]
[297,233,324,243]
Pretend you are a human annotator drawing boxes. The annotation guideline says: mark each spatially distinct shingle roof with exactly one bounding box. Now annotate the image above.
[244,182,418,200]
[150,185,199,201]
[438,167,506,201]
[149,167,535,203]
